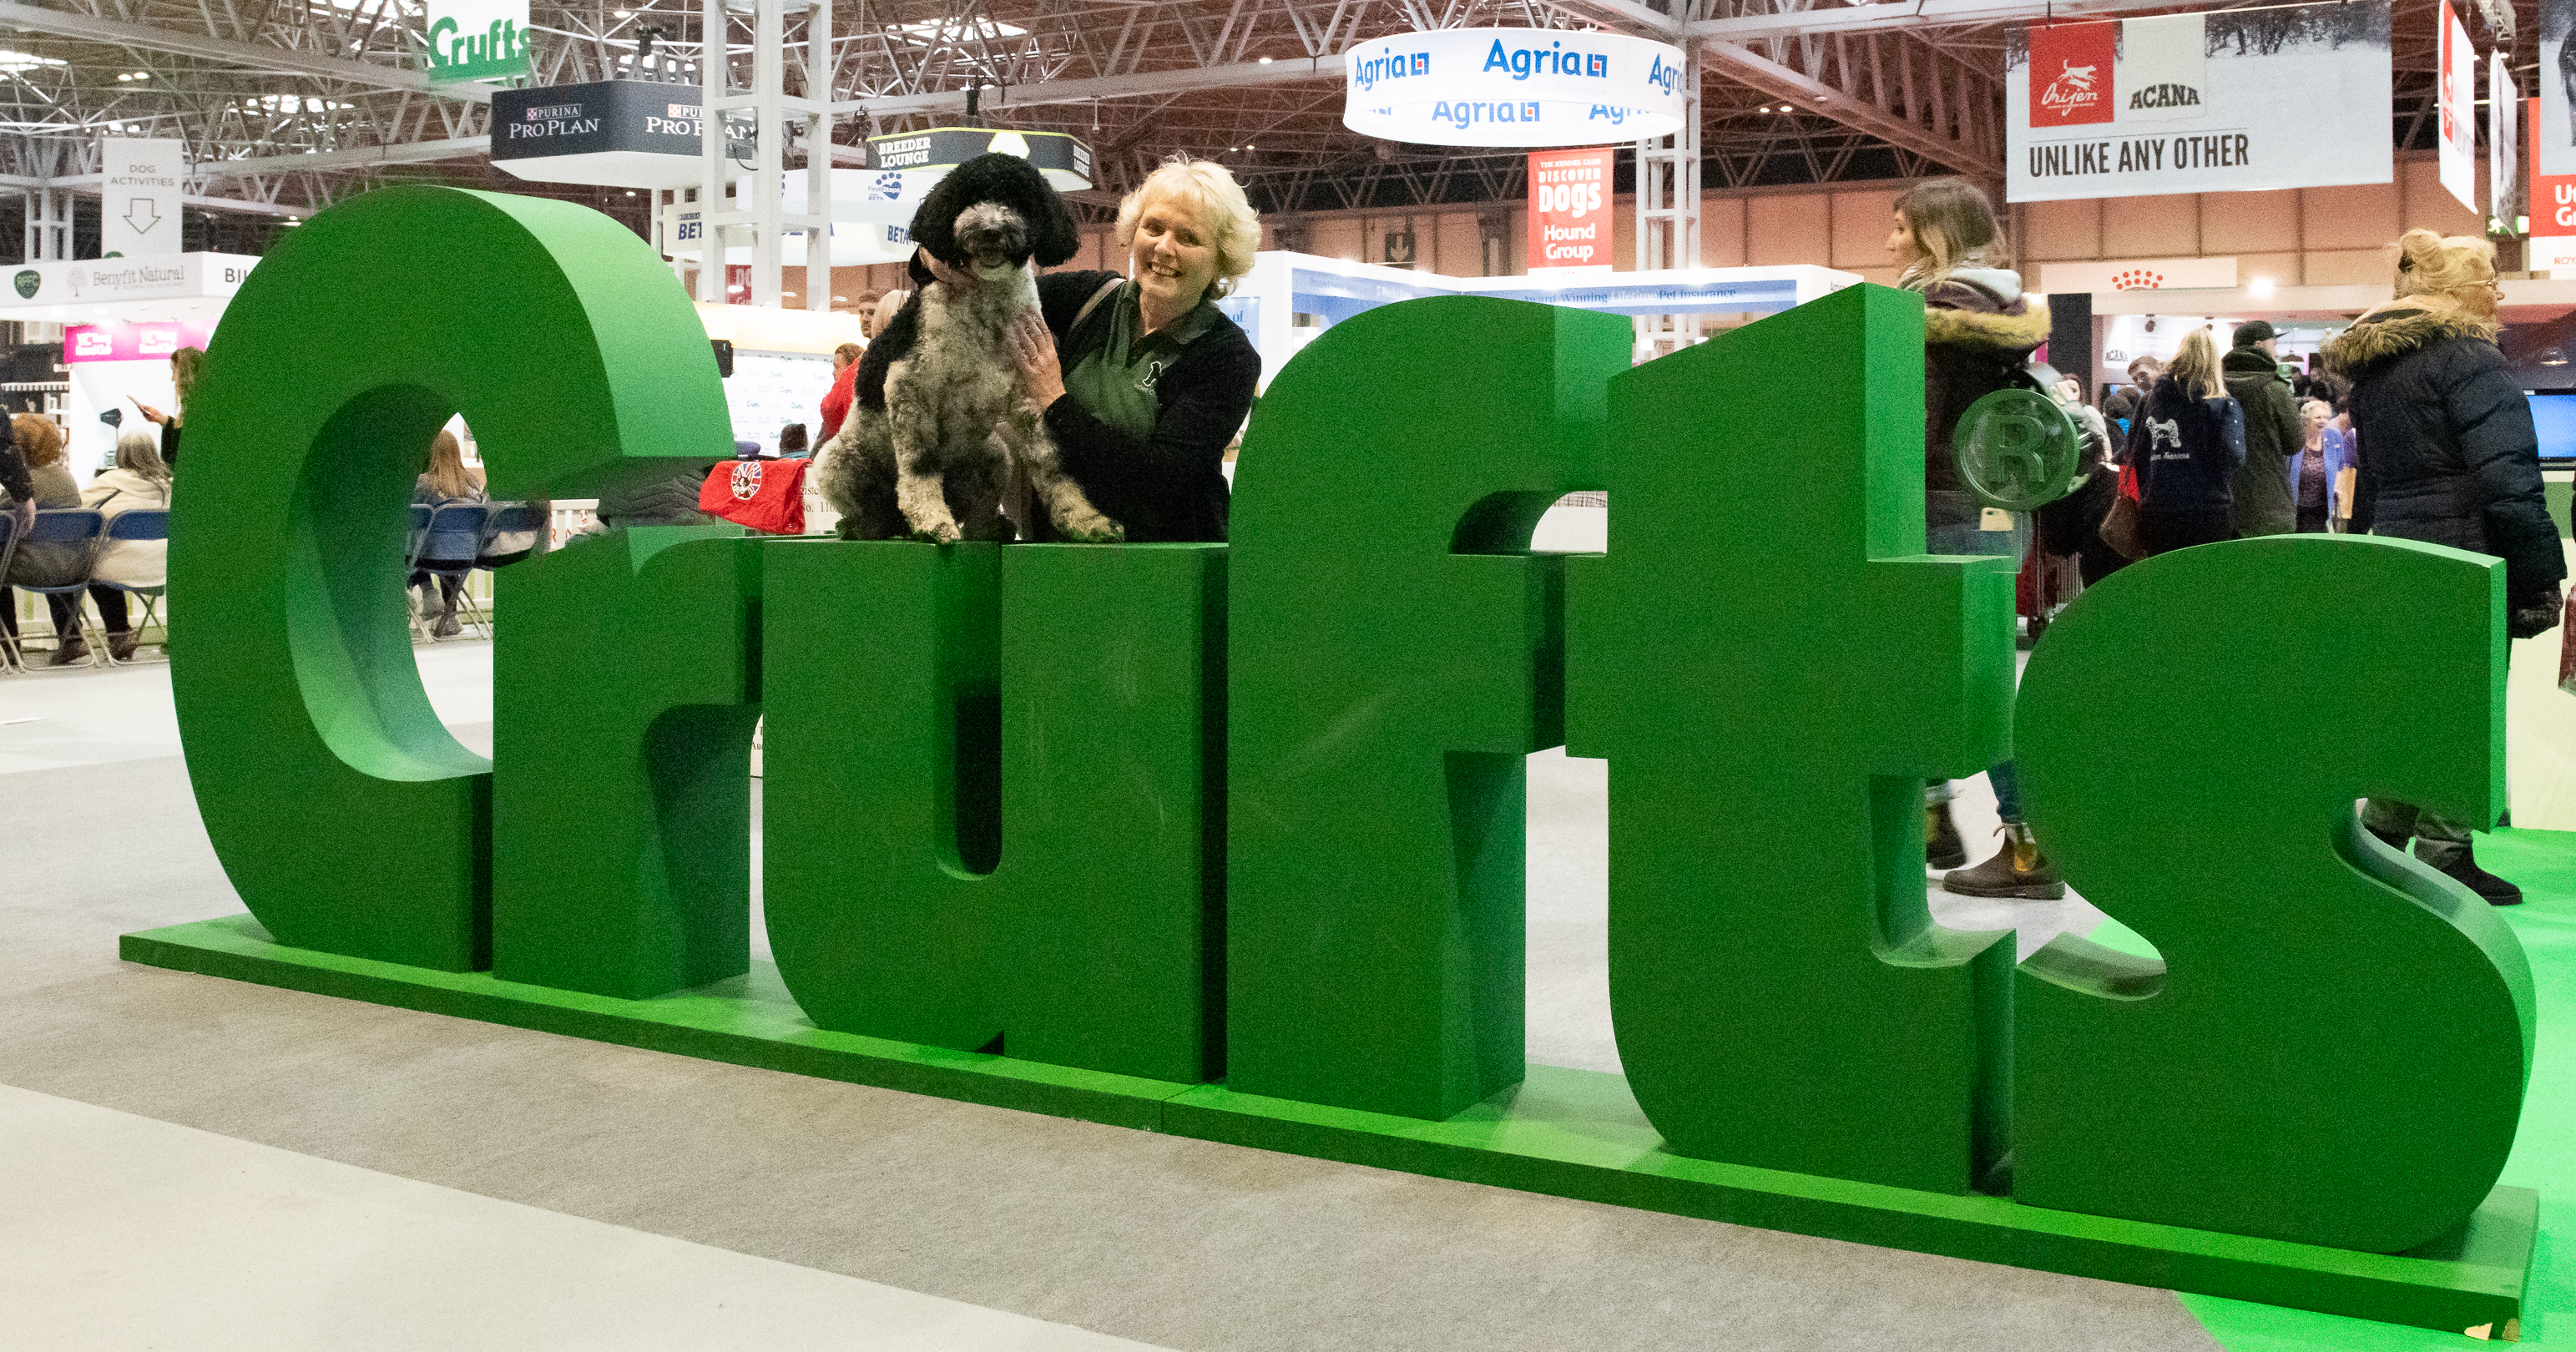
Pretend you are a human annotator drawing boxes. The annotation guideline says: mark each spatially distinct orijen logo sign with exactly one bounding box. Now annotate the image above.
[2028,23,2114,127]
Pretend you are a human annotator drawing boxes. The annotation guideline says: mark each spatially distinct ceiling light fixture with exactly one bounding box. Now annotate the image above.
[1257,55,1273,63]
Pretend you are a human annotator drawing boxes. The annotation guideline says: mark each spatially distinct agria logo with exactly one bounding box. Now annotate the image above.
[1482,37,1609,81]
[1352,48,1431,93]
[1645,53,1678,95]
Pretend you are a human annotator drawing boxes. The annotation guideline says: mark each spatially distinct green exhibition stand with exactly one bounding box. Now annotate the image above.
[133,184,2548,1339]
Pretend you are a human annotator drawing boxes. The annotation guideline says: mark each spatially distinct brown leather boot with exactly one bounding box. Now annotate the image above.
[49,632,89,667]
[108,629,138,663]
[1927,801,1967,870]
[1942,822,2066,900]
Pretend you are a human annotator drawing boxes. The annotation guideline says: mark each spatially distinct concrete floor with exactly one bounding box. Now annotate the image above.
[0,640,2216,1352]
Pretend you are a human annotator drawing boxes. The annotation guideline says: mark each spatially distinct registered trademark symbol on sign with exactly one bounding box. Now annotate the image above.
[1954,386,2080,512]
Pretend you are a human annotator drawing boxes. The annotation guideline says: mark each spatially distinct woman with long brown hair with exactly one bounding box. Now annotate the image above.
[1888,178,2061,900]
[411,427,487,638]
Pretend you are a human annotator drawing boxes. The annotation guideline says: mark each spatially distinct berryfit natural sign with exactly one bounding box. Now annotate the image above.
[2005,3,2392,202]
[1527,147,1613,273]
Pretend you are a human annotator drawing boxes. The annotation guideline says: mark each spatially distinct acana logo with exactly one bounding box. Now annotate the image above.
[2129,83,2200,110]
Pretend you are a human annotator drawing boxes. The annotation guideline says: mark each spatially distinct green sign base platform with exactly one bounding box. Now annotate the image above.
[122,912,2534,1336]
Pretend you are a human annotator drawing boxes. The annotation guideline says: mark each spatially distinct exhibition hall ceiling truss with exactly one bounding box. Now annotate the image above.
[0,0,2533,220]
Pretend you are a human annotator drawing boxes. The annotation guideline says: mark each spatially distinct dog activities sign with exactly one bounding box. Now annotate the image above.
[144,185,2540,1339]
[2006,3,2392,201]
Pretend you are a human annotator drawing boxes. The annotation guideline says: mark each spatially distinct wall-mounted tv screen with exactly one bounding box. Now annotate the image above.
[2533,392,2576,464]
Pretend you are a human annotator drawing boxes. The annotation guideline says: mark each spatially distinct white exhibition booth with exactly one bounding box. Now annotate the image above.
[0,253,255,484]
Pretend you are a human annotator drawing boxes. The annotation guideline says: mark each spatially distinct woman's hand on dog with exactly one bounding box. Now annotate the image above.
[1008,310,1068,409]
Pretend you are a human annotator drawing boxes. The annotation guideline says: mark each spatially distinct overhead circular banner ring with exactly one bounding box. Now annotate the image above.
[1341,28,1688,148]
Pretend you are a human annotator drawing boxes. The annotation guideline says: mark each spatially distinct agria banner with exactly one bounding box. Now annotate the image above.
[2005,3,2391,203]
[1342,28,1685,147]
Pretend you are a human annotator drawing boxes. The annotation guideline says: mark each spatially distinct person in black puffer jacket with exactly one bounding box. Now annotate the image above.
[2323,228,2567,906]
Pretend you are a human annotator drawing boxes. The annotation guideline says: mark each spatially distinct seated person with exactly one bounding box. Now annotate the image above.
[2,415,90,665]
[81,431,172,661]
[411,429,487,638]
[855,158,1260,542]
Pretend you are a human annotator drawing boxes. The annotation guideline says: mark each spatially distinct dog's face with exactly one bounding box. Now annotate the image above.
[952,202,1031,280]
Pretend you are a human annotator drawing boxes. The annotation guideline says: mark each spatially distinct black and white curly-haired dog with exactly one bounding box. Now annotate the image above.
[816,152,1121,543]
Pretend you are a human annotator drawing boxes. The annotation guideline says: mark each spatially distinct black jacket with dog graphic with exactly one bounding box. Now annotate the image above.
[856,266,1259,543]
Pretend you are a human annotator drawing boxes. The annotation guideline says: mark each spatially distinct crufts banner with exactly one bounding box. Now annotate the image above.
[422,0,533,83]
[1527,147,1614,273]
[2006,3,2392,203]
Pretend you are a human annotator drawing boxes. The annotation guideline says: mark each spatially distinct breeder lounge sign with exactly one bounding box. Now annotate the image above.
[2006,3,2392,201]
[141,185,2538,1338]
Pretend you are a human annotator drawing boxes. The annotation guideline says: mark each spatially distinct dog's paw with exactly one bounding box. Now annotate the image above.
[912,521,963,545]
[1061,515,1125,544]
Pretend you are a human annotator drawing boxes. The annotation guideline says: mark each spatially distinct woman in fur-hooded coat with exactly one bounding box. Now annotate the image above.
[1891,179,2053,557]
[2322,228,2564,907]
[2323,234,2563,623]
[1890,178,2063,901]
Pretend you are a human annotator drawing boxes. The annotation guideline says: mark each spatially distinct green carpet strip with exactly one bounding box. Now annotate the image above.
[124,911,2533,1336]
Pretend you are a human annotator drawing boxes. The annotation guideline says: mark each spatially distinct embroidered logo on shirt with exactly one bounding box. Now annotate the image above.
[1136,360,1166,393]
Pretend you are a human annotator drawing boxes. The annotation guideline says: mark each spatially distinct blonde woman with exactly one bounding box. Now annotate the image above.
[2325,229,2565,906]
[410,429,487,638]
[998,155,1261,542]
[79,430,170,661]
[2134,327,2245,556]
[134,345,202,470]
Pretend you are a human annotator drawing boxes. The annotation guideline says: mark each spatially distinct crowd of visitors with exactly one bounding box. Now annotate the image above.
[1910,194,2566,906]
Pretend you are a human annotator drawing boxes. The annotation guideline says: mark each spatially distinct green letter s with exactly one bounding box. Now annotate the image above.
[2014,534,2533,1251]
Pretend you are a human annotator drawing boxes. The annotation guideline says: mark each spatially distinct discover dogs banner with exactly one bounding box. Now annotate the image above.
[2005,3,2392,203]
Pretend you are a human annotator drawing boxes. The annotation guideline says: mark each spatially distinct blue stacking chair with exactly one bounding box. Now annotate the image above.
[403,503,436,641]
[413,502,491,642]
[88,508,169,665]
[467,502,545,638]
[3,509,107,668]
[0,509,22,674]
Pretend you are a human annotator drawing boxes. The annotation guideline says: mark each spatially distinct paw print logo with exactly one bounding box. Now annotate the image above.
[2112,269,2164,290]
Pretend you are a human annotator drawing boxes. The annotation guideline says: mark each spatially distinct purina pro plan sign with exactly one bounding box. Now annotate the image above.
[2006,3,2391,203]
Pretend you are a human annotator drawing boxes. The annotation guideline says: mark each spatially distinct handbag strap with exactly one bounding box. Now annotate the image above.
[1069,276,1125,336]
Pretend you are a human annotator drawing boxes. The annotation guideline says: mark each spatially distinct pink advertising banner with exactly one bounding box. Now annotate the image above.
[64,320,214,364]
